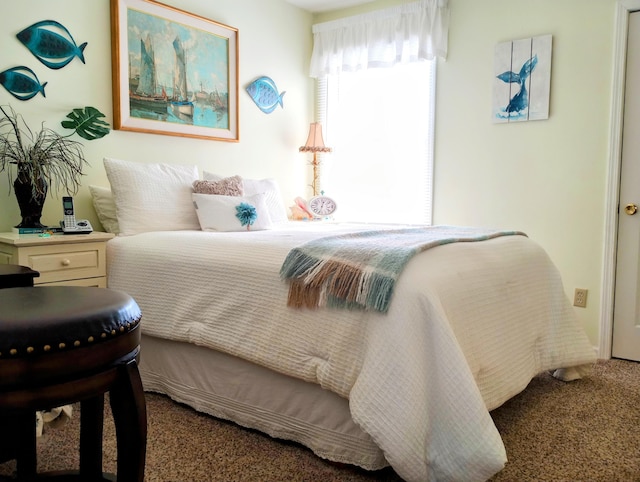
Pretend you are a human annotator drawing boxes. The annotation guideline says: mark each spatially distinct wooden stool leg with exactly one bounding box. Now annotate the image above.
[109,359,146,482]
[80,394,105,479]
[15,410,37,480]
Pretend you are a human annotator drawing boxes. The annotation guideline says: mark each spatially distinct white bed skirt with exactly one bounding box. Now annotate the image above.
[138,334,389,470]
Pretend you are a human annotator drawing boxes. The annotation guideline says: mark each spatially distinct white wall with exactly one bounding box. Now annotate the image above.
[317,0,616,346]
[433,0,614,346]
[0,0,313,232]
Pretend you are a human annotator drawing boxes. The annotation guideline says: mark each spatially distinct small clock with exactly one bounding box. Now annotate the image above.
[308,195,337,217]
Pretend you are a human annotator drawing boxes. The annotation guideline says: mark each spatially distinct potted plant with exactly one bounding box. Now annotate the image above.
[0,105,109,228]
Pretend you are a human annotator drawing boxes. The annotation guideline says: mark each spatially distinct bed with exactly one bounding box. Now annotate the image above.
[97,158,597,482]
[105,223,596,482]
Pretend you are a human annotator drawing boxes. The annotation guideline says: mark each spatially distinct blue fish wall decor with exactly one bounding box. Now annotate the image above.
[17,20,87,70]
[246,76,285,114]
[0,66,47,101]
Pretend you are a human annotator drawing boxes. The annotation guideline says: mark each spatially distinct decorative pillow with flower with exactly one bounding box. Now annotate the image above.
[203,172,288,224]
[192,192,273,232]
[192,175,243,196]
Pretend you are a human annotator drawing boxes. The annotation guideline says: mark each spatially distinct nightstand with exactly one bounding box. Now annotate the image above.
[0,232,114,287]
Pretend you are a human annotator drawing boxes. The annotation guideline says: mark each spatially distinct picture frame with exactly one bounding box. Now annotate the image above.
[110,0,239,141]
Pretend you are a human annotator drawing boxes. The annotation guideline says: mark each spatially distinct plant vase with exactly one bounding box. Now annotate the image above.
[1,105,110,229]
[14,168,47,228]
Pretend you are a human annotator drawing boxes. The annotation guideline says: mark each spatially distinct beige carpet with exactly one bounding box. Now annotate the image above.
[1,359,639,481]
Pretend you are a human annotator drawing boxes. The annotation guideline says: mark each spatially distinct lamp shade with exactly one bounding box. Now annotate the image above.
[299,122,332,153]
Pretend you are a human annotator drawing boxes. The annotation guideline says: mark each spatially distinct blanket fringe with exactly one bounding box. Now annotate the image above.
[287,279,322,308]
[286,259,364,309]
[285,258,396,312]
[313,261,362,300]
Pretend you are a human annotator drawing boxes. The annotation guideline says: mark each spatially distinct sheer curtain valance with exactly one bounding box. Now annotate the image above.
[309,0,449,78]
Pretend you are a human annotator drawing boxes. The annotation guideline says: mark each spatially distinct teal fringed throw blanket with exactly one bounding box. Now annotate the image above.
[280,226,526,313]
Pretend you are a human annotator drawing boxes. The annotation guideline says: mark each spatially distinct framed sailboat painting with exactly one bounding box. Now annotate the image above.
[110,0,239,141]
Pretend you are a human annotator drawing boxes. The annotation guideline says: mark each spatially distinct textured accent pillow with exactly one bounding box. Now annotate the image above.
[89,185,119,234]
[192,176,243,196]
[192,192,273,232]
[104,157,200,236]
[203,172,288,224]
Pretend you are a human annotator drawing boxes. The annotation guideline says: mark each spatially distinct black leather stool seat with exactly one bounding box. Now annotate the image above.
[0,286,146,482]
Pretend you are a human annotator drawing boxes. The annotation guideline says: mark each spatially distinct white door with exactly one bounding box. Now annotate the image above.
[612,11,640,360]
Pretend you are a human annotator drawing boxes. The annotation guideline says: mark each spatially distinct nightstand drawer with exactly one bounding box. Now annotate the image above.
[31,249,98,276]
[0,232,113,287]
[19,242,106,284]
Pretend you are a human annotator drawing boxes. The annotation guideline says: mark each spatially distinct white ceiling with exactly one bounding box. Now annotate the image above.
[285,0,375,13]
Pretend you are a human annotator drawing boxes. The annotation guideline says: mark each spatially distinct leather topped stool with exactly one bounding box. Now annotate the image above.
[0,265,39,468]
[0,286,146,482]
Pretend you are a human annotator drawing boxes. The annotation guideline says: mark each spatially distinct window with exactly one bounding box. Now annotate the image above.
[317,60,436,225]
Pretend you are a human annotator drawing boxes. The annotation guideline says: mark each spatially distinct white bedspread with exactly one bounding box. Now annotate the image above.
[106,223,596,482]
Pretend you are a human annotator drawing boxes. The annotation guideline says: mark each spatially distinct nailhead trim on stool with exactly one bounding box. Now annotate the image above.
[0,318,140,358]
[0,286,141,358]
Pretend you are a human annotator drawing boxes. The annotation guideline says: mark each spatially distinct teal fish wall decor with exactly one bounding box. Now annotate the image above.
[0,66,47,101]
[246,76,285,114]
[17,20,87,70]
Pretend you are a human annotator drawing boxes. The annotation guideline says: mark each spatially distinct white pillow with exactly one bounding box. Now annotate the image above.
[192,192,273,232]
[89,185,119,234]
[203,171,288,224]
[104,158,200,236]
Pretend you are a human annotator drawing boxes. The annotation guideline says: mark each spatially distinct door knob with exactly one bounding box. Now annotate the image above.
[625,203,638,215]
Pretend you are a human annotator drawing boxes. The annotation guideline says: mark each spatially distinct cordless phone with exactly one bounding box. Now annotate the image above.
[60,196,93,234]
[62,196,76,229]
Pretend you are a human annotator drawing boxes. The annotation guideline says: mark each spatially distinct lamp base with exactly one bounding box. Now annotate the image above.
[310,152,320,197]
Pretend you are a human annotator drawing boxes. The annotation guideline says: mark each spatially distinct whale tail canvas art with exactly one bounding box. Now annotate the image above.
[493,34,552,123]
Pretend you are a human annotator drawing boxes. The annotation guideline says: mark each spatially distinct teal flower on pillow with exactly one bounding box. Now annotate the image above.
[235,202,257,230]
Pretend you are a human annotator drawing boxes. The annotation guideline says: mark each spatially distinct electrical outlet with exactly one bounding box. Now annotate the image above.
[574,288,588,308]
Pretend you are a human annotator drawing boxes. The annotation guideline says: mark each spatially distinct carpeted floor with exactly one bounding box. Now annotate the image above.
[1,359,639,481]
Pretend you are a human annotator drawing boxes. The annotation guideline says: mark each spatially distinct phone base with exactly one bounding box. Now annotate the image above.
[60,220,93,234]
